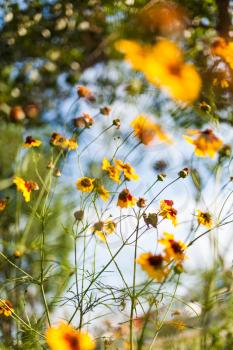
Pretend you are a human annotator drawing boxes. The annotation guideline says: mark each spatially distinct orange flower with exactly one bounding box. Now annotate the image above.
[114,159,139,181]
[102,158,121,183]
[46,323,95,350]
[137,253,168,282]
[159,200,177,226]
[117,189,137,208]
[76,85,95,101]
[73,113,94,129]
[0,300,14,317]
[116,39,201,103]
[130,115,171,145]
[183,129,223,158]
[159,232,186,262]
[50,133,78,150]
[13,176,39,202]
[211,37,233,69]
[23,136,42,148]
[197,210,212,228]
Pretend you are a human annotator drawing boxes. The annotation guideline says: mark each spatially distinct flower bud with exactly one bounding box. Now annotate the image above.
[157,173,166,181]
[74,209,84,221]
[10,106,25,122]
[100,106,111,116]
[178,167,189,178]
[113,118,120,129]
[137,197,147,208]
[54,168,61,177]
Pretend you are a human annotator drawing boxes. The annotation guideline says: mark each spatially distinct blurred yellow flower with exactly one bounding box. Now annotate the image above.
[102,158,121,183]
[183,129,223,158]
[23,136,42,148]
[76,177,95,192]
[197,210,212,228]
[116,39,201,103]
[96,185,110,201]
[46,323,95,350]
[13,176,39,202]
[0,198,7,212]
[117,189,137,208]
[131,115,171,145]
[50,133,78,150]
[92,220,116,241]
[0,300,14,317]
[211,37,233,69]
[67,138,78,150]
[159,200,177,226]
[159,232,186,262]
[137,253,168,282]
[115,159,139,181]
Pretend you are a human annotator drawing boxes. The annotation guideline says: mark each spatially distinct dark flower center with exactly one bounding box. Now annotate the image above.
[148,254,163,268]
[170,240,183,254]
[64,333,80,350]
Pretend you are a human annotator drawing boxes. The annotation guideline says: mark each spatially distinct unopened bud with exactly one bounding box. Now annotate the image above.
[178,168,189,178]
[100,106,111,116]
[157,173,166,181]
[137,197,147,208]
[113,118,120,129]
[54,168,61,177]
[74,209,84,221]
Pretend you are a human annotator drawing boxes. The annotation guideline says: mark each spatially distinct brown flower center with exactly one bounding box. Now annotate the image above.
[64,333,80,350]
[81,178,92,187]
[148,255,163,268]
[170,240,183,254]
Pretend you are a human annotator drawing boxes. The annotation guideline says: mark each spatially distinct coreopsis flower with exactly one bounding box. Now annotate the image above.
[114,159,139,181]
[0,300,14,317]
[116,39,201,103]
[0,198,7,212]
[102,158,121,184]
[159,200,177,226]
[67,138,78,150]
[178,167,189,178]
[50,132,68,149]
[183,129,223,158]
[92,220,116,241]
[76,85,95,101]
[73,113,94,129]
[13,177,39,202]
[46,323,95,350]
[130,115,171,145]
[112,118,121,129]
[197,210,212,228]
[211,37,233,69]
[76,177,95,193]
[159,232,187,262]
[23,136,42,148]
[96,185,110,201]
[117,189,137,208]
[137,253,168,282]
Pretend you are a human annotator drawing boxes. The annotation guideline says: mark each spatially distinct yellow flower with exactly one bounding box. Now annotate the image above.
[137,253,168,282]
[67,138,78,150]
[197,210,212,228]
[117,189,137,208]
[50,132,68,149]
[46,323,95,350]
[183,129,223,158]
[0,198,7,212]
[23,136,42,148]
[114,159,139,181]
[76,177,95,193]
[13,176,39,202]
[130,115,171,145]
[96,185,110,201]
[92,220,116,241]
[116,39,201,103]
[159,200,177,226]
[0,300,14,317]
[211,37,233,69]
[159,232,187,262]
[102,158,121,183]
